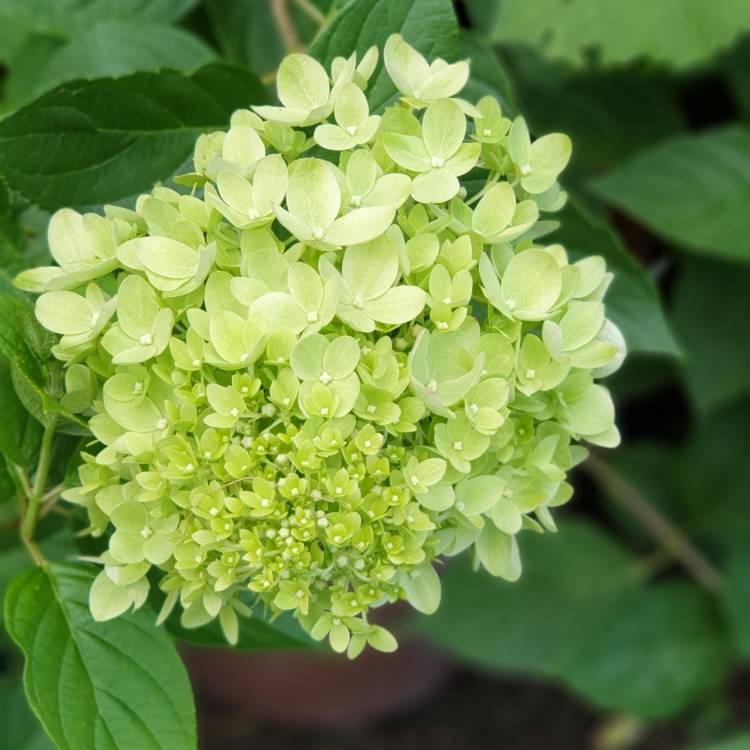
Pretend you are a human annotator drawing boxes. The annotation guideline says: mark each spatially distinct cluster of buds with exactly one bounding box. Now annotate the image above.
[18,35,625,657]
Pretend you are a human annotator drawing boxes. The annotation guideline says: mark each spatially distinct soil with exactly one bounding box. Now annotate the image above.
[196,667,687,750]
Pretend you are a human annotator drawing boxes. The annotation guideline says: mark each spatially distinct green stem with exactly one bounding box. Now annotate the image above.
[466,173,499,206]
[292,0,326,25]
[584,452,722,593]
[20,414,58,565]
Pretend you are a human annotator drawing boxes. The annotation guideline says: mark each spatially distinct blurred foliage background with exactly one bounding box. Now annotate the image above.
[1,1,749,749]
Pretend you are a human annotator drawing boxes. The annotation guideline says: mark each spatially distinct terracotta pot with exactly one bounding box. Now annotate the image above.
[183,609,452,730]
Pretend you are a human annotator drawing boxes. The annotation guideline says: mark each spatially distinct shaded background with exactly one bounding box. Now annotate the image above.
[1,1,750,749]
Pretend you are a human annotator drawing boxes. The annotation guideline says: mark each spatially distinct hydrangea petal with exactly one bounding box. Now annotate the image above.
[36,291,97,335]
[500,249,562,320]
[473,183,517,239]
[476,524,521,580]
[325,206,395,246]
[286,159,341,235]
[364,286,426,325]
[422,98,465,160]
[277,53,330,110]
[411,168,459,204]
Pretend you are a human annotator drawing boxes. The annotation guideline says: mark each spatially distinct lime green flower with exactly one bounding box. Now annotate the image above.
[253,53,333,126]
[383,98,480,203]
[22,33,624,658]
[314,82,381,150]
[275,158,394,246]
[16,208,122,292]
[384,34,469,108]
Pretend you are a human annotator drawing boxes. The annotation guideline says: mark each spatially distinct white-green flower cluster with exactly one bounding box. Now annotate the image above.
[17,35,625,657]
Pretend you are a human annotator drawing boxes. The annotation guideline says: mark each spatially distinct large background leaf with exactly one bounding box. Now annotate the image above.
[590,127,750,263]
[488,0,750,69]
[3,22,215,111]
[415,521,728,718]
[0,0,196,63]
[5,562,197,750]
[0,64,267,210]
[671,258,750,413]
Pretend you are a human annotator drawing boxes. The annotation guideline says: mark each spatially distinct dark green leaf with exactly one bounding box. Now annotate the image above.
[490,0,750,69]
[4,562,197,750]
[725,38,750,119]
[0,359,41,466]
[310,0,459,112]
[416,521,728,718]
[0,64,268,210]
[0,292,54,360]
[553,196,679,356]
[672,258,750,413]
[4,22,216,111]
[696,737,750,750]
[0,293,51,370]
[723,543,750,658]
[9,358,57,429]
[590,127,750,263]
[675,398,750,543]
[0,678,56,750]
[0,528,76,631]
[0,0,196,63]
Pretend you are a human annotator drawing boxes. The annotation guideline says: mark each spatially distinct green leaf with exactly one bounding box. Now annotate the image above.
[674,398,750,544]
[590,127,750,263]
[310,0,460,112]
[672,258,750,414]
[4,562,197,750]
[0,678,56,750]
[722,543,750,659]
[697,733,750,750]
[0,64,268,210]
[416,520,728,718]
[0,293,51,369]
[552,196,678,356]
[0,527,76,632]
[490,0,750,69]
[0,0,196,63]
[725,38,750,120]
[695,736,750,750]
[4,21,216,111]
[0,359,41,466]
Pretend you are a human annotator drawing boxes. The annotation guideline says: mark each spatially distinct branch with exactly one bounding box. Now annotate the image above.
[270,0,302,53]
[20,415,58,566]
[584,452,723,593]
[292,0,326,26]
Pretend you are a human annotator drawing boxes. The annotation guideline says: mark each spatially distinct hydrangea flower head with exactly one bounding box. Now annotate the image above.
[18,35,625,658]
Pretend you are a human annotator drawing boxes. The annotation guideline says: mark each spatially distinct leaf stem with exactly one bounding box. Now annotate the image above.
[270,0,302,53]
[584,452,722,593]
[20,415,58,565]
[292,0,326,26]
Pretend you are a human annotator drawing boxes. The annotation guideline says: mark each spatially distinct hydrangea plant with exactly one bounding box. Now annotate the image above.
[16,34,625,658]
